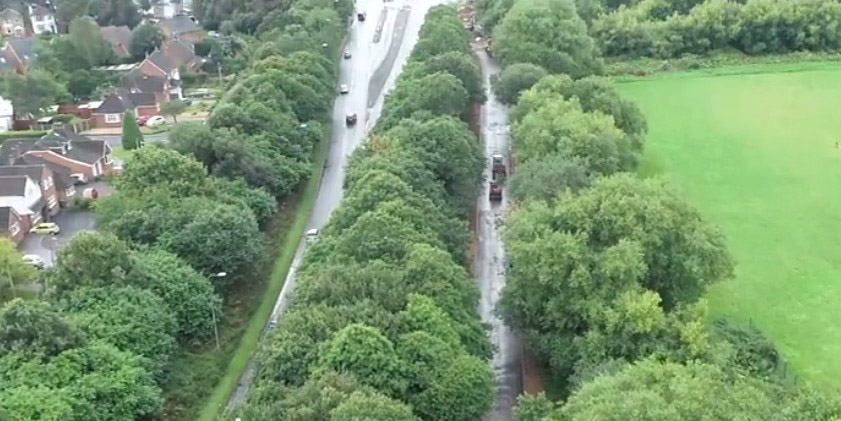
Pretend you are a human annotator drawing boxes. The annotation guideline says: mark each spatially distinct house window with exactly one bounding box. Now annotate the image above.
[105,113,120,123]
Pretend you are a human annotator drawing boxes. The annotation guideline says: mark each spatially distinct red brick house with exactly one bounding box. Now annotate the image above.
[92,90,158,128]
[0,164,59,215]
[101,25,132,57]
[161,39,204,72]
[0,205,26,244]
[158,15,203,44]
[17,155,76,204]
[0,174,44,242]
[120,70,180,104]
[0,128,115,180]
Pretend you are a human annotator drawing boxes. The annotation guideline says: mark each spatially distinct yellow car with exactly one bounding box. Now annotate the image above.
[30,222,60,235]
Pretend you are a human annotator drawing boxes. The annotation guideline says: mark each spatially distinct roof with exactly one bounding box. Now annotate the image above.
[0,138,37,165]
[95,90,156,114]
[63,139,109,165]
[159,15,200,35]
[93,63,139,72]
[0,165,46,185]
[121,70,166,94]
[0,8,21,20]
[0,175,27,196]
[100,25,131,50]
[0,206,13,231]
[7,37,35,62]
[161,39,196,67]
[17,155,74,189]
[0,49,17,72]
[147,50,175,73]
[29,5,51,18]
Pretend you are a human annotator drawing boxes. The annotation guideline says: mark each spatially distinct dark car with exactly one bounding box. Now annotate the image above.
[344,50,352,59]
[346,113,358,126]
[357,12,366,21]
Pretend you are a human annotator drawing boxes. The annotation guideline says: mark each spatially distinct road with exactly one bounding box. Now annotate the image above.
[86,132,169,148]
[225,0,446,410]
[475,44,522,421]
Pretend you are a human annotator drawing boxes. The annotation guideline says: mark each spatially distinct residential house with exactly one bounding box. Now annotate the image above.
[17,155,76,203]
[0,165,59,215]
[101,25,132,57]
[0,128,115,180]
[92,90,158,128]
[0,175,44,237]
[120,70,180,103]
[0,205,26,244]
[28,4,56,34]
[158,15,202,43]
[0,8,24,38]
[0,96,12,132]
[0,37,35,74]
[137,51,184,100]
[161,38,204,72]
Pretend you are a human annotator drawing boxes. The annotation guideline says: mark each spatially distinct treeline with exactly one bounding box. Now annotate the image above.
[0,0,349,417]
[592,0,841,59]
[235,6,495,420]
[477,0,841,419]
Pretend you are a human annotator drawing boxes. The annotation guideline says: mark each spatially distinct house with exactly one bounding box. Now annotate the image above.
[101,25,132,57]
[161,39,204,72]
[0,175,44,236]
[0,37,35,73]
[17,155,76,203]
[0,8,24,38]
[92,90,158,128]
[28,4,56,34]
[0,205,26,244]
[136,51,184,100]
[0,164,59,215]
[158,15,202,43]
[0,96,12,132]
[0,128,115,180]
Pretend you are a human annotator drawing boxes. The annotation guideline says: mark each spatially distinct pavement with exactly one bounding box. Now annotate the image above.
[225,0,448,410]
[475,43,522,421]
[86,132,169,148]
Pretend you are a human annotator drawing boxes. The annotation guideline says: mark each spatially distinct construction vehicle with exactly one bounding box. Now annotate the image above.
[489,181,502,202]
[491,153,507,181]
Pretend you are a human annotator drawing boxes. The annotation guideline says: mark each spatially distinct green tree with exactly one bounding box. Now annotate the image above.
[331,391,421,421]
[121,111,144,150]
[55,0,92,30]
[509,155,590,203]
[47,232,134,296]
[513,393,555,421]
[159,100,187,123]
[129,23,164,60]
[492,0,604,77]
[407,51,484,102]
[68,16,112,68]
[67,69,99,101]
[492,62,548,104]
[0,70,70,117]
[238,372,360,420]
[94,0,141,28]
[116,146,209,196]
[417,355,495,421]
[0,238,35,298]
[0,299,83,357]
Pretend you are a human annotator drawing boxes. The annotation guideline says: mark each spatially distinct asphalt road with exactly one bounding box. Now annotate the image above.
[86,133,169,148]
[475,44,522,421]
[225,0,446,410]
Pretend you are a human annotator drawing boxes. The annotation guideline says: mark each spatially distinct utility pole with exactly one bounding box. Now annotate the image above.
[208,272,227,350]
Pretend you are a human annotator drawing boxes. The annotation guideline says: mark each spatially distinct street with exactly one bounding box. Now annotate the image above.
[475,44,522,421]
[225,0,447,409]
[86,132,169,148]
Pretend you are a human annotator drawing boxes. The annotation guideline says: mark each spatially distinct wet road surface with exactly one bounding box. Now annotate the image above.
[225,0,448,410]
[475,43,523,421]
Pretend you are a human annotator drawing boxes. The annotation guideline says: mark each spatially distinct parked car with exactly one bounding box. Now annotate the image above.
[146,115,167,127]
[137,115,151,126]
[344,50,352,59]
[306,228,319,243]
[30,222,60,235]
[339,84,349,94]
[345,113,358,126]
[22,254,45,269]
[70,173,88,185]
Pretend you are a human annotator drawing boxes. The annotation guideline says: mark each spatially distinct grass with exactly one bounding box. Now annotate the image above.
[616,60,841,392]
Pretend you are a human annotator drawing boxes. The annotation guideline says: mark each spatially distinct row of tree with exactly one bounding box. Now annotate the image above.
[477,0,841,418]
[592,0,841,59]
[235,6,496,420]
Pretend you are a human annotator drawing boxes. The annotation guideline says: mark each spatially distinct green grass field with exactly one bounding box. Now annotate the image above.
[617,61,841,392]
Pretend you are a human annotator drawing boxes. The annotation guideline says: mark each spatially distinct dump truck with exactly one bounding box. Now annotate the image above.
[489,181,502,202]
[491,153,507,181]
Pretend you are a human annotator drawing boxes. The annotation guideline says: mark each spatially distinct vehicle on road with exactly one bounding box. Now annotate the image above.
[346,113,358,126]
[339,84,349,94]
[306,228,319,243]
[357,11,366,21]
[30,222,60,235]
[491,153,507,180]
[344,50,352,59]
[146,115,167,127]
[22,254,45,269]
[137,115,150,126]
[489,182,502,202]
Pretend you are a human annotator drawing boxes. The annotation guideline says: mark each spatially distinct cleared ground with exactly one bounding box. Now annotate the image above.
[617,61,841,391]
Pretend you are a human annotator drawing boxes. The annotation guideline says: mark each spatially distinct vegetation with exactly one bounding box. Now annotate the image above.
[129,23,164,60]
[235,6,494,420]
[0,238,36,300]
[121,111,144,150]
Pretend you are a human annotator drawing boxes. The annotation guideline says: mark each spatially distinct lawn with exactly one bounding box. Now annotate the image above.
[616,61,841,392]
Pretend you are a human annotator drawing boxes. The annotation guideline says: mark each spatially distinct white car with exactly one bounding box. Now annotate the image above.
[306,228,319,243]
[22,254,45,269]
[146,115,167,127]
[339,84,349,94]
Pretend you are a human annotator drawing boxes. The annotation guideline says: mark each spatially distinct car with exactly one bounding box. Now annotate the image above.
[30,222,60,235]
[339,84,349,94]
[22,254,45,269]
[146,115,167,127]
[137,115,151,126]
[343,50,352,59]
[70,173,88,185]
[346,113,358,126]
[357,11,366,21]
[306,228,319,243]
[268,319,277,329]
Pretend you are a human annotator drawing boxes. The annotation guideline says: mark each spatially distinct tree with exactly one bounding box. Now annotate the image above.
[59,286,177,377]
[238,372,360,420]
[94,0,141,28]
[159,100,187,123]
[129,23,164,60]
[513,393,555,421]
[0,238,35,298]
[509,155,590,203]
[0,299,83,357]
[492,62,548,104]
[408,51,483,102]
[0,70,69,117]
[48,232,135,296]
[68,16,112,68]
[331,391,421,421]
[492,0,604,77]
[169,122,216,167]
[116,146,209,196]
[416,354,495,421]
[378,72,469,130]
[121,111,144,150]
[55,0,92,30]
[67,69,99,101]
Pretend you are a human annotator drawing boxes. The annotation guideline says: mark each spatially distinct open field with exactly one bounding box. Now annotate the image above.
[617,61,841,391]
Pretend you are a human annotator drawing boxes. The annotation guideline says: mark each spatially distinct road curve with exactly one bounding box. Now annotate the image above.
[225,0,446,411]
[475,43,523,421]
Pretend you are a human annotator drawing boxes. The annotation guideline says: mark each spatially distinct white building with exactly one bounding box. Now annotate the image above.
[28,4,56,35]
[0,96,13,133]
